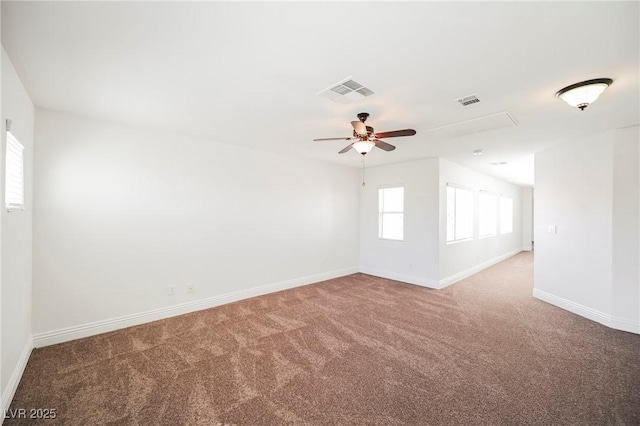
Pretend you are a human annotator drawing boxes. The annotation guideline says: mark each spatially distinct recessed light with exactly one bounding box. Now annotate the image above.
[490,161,508,166]
[473,149,483,156]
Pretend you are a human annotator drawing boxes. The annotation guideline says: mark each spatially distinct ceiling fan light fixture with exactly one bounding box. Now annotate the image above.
[353,140,375,155]
[314,112,415,155]
[555,78,613,110]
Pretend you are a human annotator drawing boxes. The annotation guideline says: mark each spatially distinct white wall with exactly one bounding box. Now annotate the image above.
[534,131,613,316]
[1,30,3,415]
[438,158,523,284]
[32,109,360,340]
[534,126,640,333]
[359,158,440,287]
[359,157,524,289]
[522,187,533,251]
[1,48,34,409]
[612,126,639,330]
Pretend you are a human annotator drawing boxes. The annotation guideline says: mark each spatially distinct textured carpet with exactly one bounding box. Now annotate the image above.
[7,252,640,425]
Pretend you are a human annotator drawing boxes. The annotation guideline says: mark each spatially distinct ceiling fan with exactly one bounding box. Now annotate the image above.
[314,112,416,155]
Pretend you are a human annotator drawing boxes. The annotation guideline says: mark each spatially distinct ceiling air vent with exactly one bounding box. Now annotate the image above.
[318,77,375,104]
[330,85,351,95]
[341,79,363,91]
[456,93,481,107]
[356,87,375,97]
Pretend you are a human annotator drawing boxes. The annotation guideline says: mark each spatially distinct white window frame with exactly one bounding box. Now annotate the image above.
[479,190,498,238]
[378,186,404,241]
[446,183,474,243]
[500,195,513,235]
[5,129,25,211]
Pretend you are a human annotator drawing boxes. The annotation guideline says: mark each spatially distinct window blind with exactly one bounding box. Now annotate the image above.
[378,187,404,241]
[5,131,25,210]
[500,196,513,234]
[446,185,473,242]
[479,191,497,237]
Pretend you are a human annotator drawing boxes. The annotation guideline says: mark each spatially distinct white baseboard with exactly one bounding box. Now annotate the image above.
[609,317,640,334]
[532,288,610,326]
[360,249,523,290]
[32,266,359,348]
[533,288,640,334]
[438,248,523,289]
[358,266,439,289]
[1,338,33,421]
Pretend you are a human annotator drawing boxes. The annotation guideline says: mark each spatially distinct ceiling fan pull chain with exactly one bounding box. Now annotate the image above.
[361,155,366,187]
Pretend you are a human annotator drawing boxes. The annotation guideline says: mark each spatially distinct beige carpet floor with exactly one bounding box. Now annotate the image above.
[6,252,640,425]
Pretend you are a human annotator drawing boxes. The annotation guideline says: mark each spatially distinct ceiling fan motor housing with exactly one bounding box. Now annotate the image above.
[353,126,374,139]
[357,112,369,123]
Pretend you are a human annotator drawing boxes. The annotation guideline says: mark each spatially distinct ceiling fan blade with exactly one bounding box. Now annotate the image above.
[313,136,352,141]
[374,129,416,139]
[339,143,354,154]
[351,121,367,136]
[373,139,396,151]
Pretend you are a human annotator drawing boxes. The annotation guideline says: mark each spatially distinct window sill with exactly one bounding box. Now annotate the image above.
[446,238,472,245]
[6,205,25,212]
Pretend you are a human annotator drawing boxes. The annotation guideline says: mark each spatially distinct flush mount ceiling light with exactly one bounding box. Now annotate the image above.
[555,78,613,111]
[473,149,483,156]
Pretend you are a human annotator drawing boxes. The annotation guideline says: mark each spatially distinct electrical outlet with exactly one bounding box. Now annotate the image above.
[187,285,194,294]
[168,286,176,296]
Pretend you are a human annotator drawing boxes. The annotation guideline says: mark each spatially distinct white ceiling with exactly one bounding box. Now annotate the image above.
[2,1,638,187]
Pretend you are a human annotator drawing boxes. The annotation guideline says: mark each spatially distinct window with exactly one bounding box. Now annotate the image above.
[479,191,497,237]
[446,185,473,242]
[500,196,513,234]
[5,130,25,211]
[378,187,404,241]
